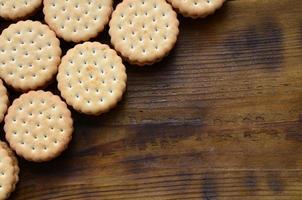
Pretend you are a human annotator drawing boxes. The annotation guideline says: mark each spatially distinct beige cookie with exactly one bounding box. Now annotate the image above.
[0,79,8,124]
[0,20,61,92]
[43,0,113,42]
[4,91,73,162]
[0,141,19,200]
[109,0,179,66]
[57,42,127,115]
[0,0,42,20]
[167,0,225,18]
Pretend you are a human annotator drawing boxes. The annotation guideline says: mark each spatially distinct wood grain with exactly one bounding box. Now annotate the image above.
[1,0,302,199]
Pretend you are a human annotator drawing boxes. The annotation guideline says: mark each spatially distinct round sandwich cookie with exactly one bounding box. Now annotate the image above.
[167,0,225,18]
[0,20,61,92]
[0,141,19,200]
[57,42,127,115]
[0,79,9,124]
[109,0,179,66]
[0,0,42,21]
[43,0,113,42]
[4,91,73,162]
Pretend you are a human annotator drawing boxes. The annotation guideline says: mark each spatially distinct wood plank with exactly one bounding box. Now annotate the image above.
[0,0,301,199]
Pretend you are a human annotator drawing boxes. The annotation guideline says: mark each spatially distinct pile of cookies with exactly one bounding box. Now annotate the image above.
[0,0,225,198]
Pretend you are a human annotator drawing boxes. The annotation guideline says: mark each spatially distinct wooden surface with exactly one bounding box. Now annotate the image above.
[1,0,302,199]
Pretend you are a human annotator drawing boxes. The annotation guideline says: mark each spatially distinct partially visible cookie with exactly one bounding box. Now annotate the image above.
[0,141,19,200]
[167,0,225,18]
[0,79,8,123]
[43,0,113,42]
[0,0,42,20]
[0,20,61,92]
[57,42,127,115]
[109,0,179,66]
[4,91,73,162]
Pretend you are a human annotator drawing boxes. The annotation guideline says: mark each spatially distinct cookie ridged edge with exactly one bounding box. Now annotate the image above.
[0,141,19,200]
[0,79,9,123]
[57,42,127,115]
[43,0,113,42]
[109,0,179,66]
[0,0,42,21]
[167,0,226,19]
[4,90,73,162]
[0,20,62,92]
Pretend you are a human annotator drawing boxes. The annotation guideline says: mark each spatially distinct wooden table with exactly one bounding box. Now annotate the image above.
[1,0,302,199]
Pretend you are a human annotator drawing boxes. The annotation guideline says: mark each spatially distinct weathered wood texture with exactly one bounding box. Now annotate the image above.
[1,0,302,199]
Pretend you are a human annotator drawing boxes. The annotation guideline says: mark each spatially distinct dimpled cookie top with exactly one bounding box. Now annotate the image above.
[57,42,127,115]
[4,91,73,162]
[43,0,113,42]
[0,79,8,123]
[0,0,42,20]
[167,0,225,18]
[0,142,19,200]
[109,0,179,65]
[0,20,61,91]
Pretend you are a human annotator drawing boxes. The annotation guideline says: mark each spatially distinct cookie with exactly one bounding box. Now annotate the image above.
[0,79,8,124]
[43,0,113,42]
[4,91,73,162]
[167,0,225,18]
[109,0,179,66]
[57,42,127,115]
[0,141,19,200]
[0,0,42,21]
[0,20,61,92]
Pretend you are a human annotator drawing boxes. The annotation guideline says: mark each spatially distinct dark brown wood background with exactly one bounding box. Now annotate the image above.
[1,0,302,199]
